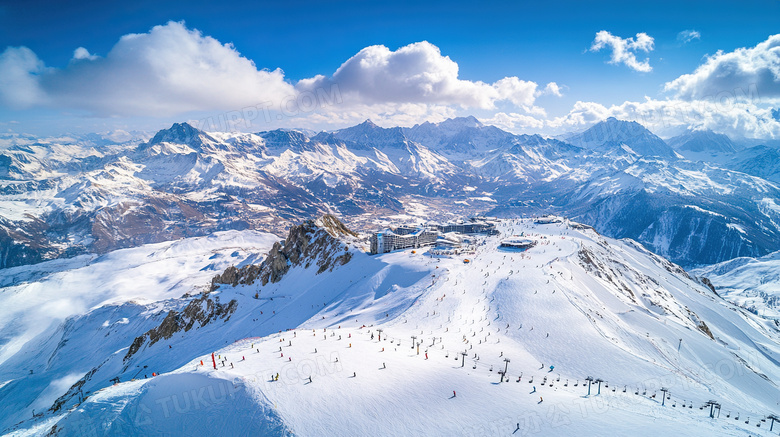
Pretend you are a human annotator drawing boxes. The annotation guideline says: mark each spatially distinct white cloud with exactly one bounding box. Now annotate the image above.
[590,31,654,72]
[664,34,780,101]
[0,21,296,117]
[493,76,538,107]
[1,30,563,124]
[0,46,46,108]
[549,101,611,129]
[538,82,563,97]
[296,41,560,112]
[297,42,494,108]
[72,47,97,61]
[480,112,545,131]
[677,30,701,44]
[549,96,780,139]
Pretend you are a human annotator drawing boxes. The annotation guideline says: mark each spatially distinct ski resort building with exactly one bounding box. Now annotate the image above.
[370,228,439,254]
[499,237,536,251]
[534,215,563,225]
[437,220,498,235]
[369,218,498,254]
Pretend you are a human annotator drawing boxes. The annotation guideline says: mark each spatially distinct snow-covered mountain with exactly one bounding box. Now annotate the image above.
[667,130,738,155]
[3,216,779,436]
[565,117,679,159]
[2,117,780,269]
[693,250,780,318]
[726,145,780,184]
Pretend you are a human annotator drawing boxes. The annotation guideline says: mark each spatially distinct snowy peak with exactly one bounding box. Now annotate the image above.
[144,122,216,151]
[667,129,737,154]
[259,129,313,152]
[567,117,677,158]
[421,115,484,130]
[405,116,514,153]
[330,120,409,149]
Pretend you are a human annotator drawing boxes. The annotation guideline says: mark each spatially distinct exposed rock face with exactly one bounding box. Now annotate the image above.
[210,214,356,290]
[123,294,237,361]
[50,368,97,413]
[700,277,719,297]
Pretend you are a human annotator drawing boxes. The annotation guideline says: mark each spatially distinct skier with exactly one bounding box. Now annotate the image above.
[539,396,543,403]
[453,390,456,397]
[532,385,536,393]
[549,365,554,372]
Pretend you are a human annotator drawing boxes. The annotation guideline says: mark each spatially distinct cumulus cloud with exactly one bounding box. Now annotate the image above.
[664,34,780,101]
[549,96,780,139]
[1,30,562,123]
[538,82,563,97]
[72,47,97,61]
[677,30,701,44]
[590,31,654,72]
[296,41,560,112]
[480,112,545,131]
[549,101,611,129]
[0,21,296,116]
[0,46,46,108]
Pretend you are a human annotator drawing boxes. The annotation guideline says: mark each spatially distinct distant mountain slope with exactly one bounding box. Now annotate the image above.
[1,118,780,269]
[566,117,678,158]
[667,129,737,154]
[693,250,780,318]
[726,145,780,183]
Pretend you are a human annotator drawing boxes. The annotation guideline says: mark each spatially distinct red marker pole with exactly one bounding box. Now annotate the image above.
[212,352,217,370]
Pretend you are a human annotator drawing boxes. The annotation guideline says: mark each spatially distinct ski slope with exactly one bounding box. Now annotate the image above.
[4,219,780,436]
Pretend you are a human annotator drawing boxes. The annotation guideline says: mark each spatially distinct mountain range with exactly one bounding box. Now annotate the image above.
[2,116,780,269]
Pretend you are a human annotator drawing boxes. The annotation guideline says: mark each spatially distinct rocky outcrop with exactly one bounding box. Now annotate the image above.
[699,277,719,297]
[123,294,237,361]
[211,214,356,290]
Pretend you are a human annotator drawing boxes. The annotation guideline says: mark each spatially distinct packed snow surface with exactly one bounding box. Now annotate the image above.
[3,219,780,436]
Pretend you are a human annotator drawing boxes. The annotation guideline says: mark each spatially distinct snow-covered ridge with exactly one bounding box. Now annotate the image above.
[3,217,779,436]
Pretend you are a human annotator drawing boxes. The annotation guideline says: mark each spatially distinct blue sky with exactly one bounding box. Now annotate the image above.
[1,0,779,138]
